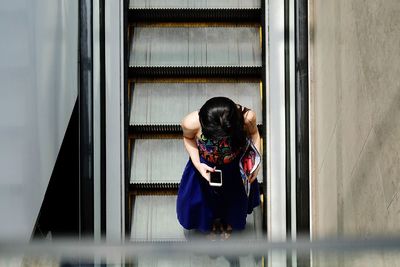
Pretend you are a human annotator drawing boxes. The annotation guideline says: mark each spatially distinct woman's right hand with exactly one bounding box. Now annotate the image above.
[194,162,215,182]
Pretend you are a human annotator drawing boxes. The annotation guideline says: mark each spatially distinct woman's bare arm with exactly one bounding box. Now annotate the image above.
[244,110,261,183]
[244,110,261,152]
[181,111,201,167]
[181,111,214,181]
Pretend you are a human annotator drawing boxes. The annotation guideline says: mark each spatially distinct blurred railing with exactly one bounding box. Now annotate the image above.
[1,236,400,266]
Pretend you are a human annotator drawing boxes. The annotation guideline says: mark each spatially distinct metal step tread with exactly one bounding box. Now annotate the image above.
[129,27,262,68]
[130,195,263,267]
[130,138,187,184]
[134,255,262,267]
[130,138,264,185]
[128,9,261,23]
[130,182,179,190]
[128,66,262,79]
[129,7,261,10]
[130,195,263,242]
[129,82,262,126]
[129,0,261,9]
[131,195,184,241]
[129,124,264,135]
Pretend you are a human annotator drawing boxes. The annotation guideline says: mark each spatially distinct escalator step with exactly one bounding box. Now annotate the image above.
[129,124,182,134]
[131,195,185,241]
[129,82,262,126]
[130,138,264,186]
[129,124,264,135]
[129,27,262,68]
[130,195,263,266]
[131,195,263,241]
[134,254,262,267]
[128,66,262,79]
[128,8,261,23]
[129,0,261,9]
[130,139,187,185]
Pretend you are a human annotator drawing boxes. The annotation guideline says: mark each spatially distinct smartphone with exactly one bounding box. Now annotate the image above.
[209,169,223,187]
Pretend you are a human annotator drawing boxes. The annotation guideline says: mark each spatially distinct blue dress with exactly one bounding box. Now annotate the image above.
[176,134,261,233]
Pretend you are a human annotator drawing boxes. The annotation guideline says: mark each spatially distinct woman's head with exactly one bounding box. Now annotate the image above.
[198,97,246,149]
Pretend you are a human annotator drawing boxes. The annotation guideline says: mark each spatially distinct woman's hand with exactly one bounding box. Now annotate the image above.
[194,162,215,182]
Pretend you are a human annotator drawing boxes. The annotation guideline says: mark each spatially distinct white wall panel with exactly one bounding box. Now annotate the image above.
[0,0,78,241]
[267,0,287,264]
[105,0,125,243]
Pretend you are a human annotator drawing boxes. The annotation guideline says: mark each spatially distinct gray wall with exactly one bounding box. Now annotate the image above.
[310,0,400,265]
[0,0,78,241]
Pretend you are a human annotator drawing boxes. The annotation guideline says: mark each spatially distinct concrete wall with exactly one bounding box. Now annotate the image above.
[310,0,400,265]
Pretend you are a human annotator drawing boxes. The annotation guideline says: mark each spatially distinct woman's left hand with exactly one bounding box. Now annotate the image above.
[248,165,260,183]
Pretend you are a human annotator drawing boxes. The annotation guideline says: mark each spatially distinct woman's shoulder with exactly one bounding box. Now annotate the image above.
[243,109,256,124]
[181,111,201,137]
[243,109,257,134]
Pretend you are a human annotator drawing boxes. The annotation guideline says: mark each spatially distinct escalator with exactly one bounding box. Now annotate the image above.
[126,0,266,264]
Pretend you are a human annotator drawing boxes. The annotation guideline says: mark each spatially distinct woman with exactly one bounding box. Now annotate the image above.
[176,96,261,239]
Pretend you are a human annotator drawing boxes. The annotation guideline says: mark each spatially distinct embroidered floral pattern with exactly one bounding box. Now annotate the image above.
[197,134,241,165]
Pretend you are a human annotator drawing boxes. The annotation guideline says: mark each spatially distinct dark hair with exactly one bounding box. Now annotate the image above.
[198,97,246,150]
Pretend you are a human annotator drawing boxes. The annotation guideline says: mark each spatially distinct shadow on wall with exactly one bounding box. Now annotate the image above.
[33,100,80,239]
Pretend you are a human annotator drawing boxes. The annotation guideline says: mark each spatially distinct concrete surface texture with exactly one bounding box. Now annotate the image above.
[310,0,400,265]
